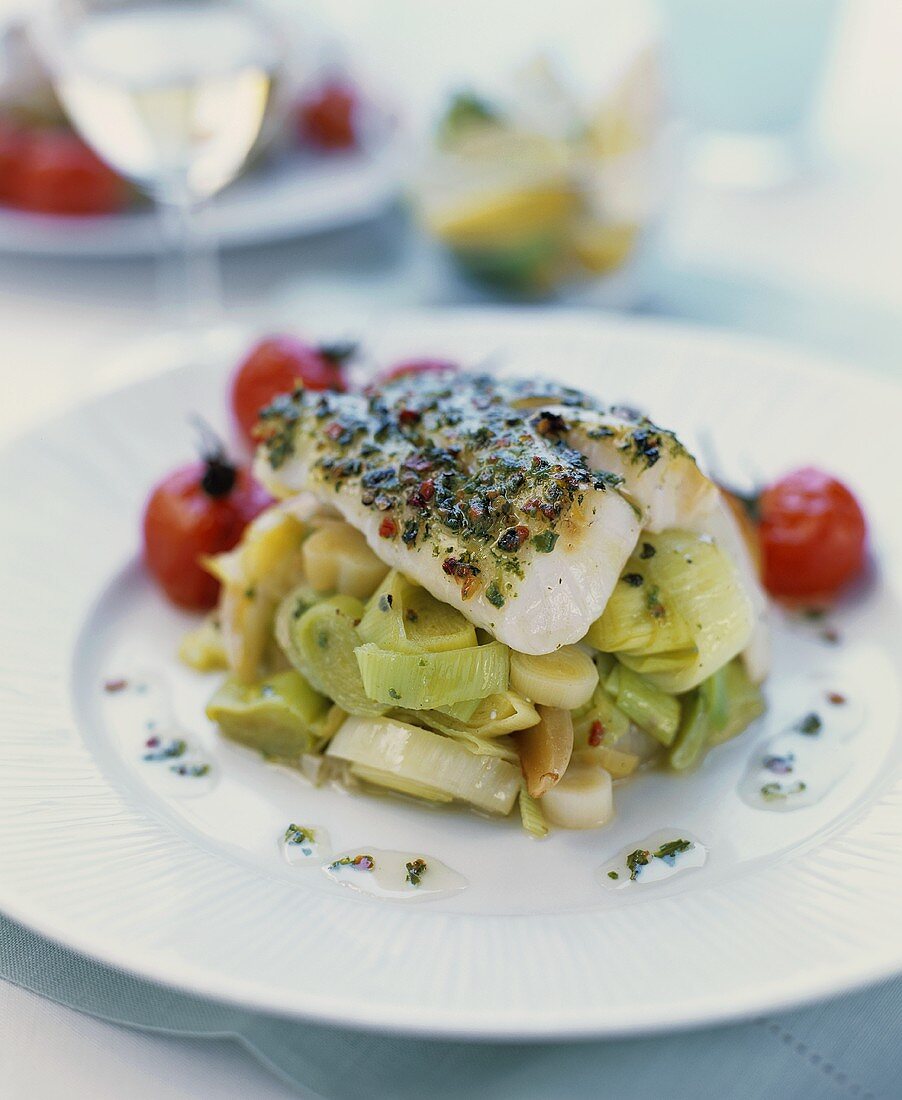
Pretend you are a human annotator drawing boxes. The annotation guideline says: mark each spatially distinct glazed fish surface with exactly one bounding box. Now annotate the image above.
[255,369,720,654]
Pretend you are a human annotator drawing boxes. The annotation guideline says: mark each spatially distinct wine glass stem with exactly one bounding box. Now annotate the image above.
[157,193,223,335]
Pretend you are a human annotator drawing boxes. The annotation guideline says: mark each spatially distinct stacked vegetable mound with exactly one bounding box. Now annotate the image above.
[184,367,768,835]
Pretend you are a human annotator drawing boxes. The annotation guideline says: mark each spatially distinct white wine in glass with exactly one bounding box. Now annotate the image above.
[36,0,279,326]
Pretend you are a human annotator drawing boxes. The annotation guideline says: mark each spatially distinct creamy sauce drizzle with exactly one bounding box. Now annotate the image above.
[739,679,864,812]
[322,848,468,901]
[599,830,707,889]
[102,673,215,797]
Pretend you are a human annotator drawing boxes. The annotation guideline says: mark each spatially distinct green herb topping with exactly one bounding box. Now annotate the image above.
[645,584,665,619]
[169,762,210,778]
[142,736,186,762]
[626,848,651,881]
[405,858,428,886]
[531,530,559,554]
[284,824,316,853]
[795,712,822,735]
[485,581,506,608]
[653,838,692,865]
[329,854,375,872]
[760,781,807,801]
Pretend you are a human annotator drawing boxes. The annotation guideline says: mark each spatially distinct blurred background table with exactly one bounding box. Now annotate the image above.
[0,0,900,1096]
[0,0,900,445]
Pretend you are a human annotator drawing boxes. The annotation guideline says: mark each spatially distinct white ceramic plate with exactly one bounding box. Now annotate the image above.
[1,310,900,1039]
[0,138,406,256]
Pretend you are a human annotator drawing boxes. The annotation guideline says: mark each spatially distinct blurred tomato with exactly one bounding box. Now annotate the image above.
[298,81,359,150]
[759,467,867,599]
[0,117,27,202]
[230,336,352,448]
[4,128,128,215]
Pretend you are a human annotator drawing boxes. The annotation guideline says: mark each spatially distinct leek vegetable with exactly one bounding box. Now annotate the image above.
[707,659,766,745]
[207,504,309,683]
[700,665,729,732]
[587,530,756,694]
[302,521,388,599]
[586,574,693,656]
[573,744,640,778]
[461,691,539,736]
[354,641,509,710]
[326,715,521,813]
[350,763,453,803]
[396,690,538,743]
[274,584,328,659]
[572,684,631,749]
[540,764,614,829]
[358,571,477,653]
[605,663,681,746]
[178,613,227,672]
[437,697,482,723]
[392,714,520,763]
[518,782,549,838]
[280,595,387,717]
[515,705,574,799]
[509,645,598,710]
[668,691,709,771]
[206,670,329,760]
[670,659,766,769]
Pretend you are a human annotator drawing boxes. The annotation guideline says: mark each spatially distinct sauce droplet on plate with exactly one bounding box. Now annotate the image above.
[599,831,707,889]
[322,848,468,901]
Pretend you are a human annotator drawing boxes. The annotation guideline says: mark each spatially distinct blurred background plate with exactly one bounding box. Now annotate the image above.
[0,133,408,256]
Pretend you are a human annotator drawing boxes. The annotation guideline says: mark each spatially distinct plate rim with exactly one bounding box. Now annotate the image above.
[1,308,901,1040]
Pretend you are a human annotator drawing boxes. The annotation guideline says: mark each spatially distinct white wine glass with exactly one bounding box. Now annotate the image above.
[33,0,280,332]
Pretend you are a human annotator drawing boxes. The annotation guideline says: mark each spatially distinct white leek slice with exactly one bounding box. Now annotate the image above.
[354,641,509,709]
[509,645,598,709]
[327,715,520,814]
[540,764,614,829]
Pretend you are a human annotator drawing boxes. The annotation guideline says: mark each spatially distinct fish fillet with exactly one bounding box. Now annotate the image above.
[255,371,644,653]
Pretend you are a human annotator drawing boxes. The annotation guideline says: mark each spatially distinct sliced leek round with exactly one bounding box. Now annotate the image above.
[327,715,521,814]
[358,570,477,653]
[509,645,598,709]
[280,595,386,717]
[206,670,329,760]
[540,764,614,829]
[354,641,509,710]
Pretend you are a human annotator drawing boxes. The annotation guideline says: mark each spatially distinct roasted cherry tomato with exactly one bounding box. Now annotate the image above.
[230,336,352,448]
[6,128,128,215]
[375,358,459,385]
[143,449,273,610]
[297,81,359,150]
[759,467,867,599]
